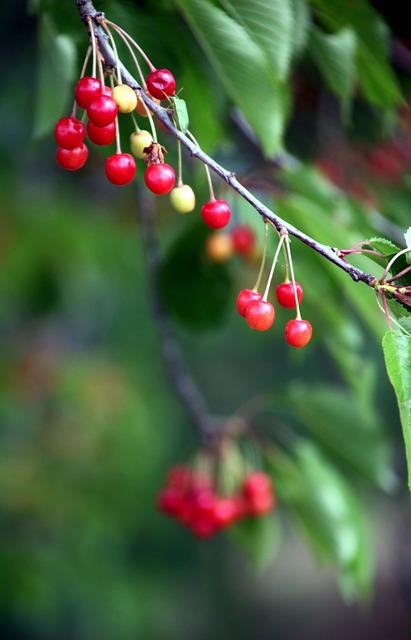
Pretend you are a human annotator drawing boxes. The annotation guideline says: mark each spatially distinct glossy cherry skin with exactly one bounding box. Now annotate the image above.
[201,199,231,230]
[74,76,102,108]
[54,117,85,149]
[105,153,136,186]
[56,143,88,170]
[285,319,312,347]
[144,163,175,194]
[87,120,116,146]
[245,299,275,331]
[276,281,303,308]
[236,289,262,318]
[146,69,176,99]
[86,95,118,127]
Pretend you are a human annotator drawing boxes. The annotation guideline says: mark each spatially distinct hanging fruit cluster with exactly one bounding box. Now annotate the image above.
[236,224,312,348]
[53,14,231,224]
[157,457,276,540]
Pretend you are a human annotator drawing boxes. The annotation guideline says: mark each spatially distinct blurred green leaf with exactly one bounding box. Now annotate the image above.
[382,327,411,490]
[271,384,395,490]
[269,442,373,601]
[157,220,232,329]
[309,26,356,121]
[174,0,290,156]
[227,513,281,571]
[311,0,403,109]
[32,14,77,140]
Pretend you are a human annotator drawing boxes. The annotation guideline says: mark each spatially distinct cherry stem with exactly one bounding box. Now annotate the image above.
[72,44,92,117]
[262,231,285,302]
[187,130,215,200]
[106,20,147,89]
[104,20,155,72]
[380,247,411,283]
[176,138,183,187]
[101,22,122,84]
[86,16,97,80]
[386,264,411,283]
[252,222,268,293]
[284,232,302,319]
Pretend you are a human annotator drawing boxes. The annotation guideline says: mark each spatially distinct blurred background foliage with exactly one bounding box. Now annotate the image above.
[1,0,411,638]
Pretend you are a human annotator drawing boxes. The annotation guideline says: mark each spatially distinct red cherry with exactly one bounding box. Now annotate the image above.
[144,163,175,194]
[87,120,116,146]
[231,224,255,255]
[236,289,262,318]
[166,465,191,488]
[213,497,241,529]
[275,281,303,308]
[146,68,176,99]
[156,486,185,516]
[86,94,118,127]
[245,300,275,331]
[285,319,312,348]
[74,76,102,108]
[54,117,85,149]
[201,199,231,230]
[246,492,276,516]
[56,143,88,171]
[105,153,136,186]
[242,471,272,499]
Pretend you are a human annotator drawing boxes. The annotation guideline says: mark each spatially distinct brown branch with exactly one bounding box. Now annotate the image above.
[74,0,377,287]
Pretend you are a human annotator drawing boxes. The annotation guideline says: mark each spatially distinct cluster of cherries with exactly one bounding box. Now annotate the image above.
[54,55,233,227]
[157,463,275,539]
[54,68,178,192]
[237,279,312,348]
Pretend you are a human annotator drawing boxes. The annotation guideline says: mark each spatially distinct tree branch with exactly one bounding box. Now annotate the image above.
[74,0,377,287]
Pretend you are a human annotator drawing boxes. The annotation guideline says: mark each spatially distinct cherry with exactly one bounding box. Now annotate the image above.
[146,68,176,99]
[231,224,255,255]
[213,496,240,529]
[245,299,275,331]
[236,289,262,318]
[87,120,116,146]
[105,153,136,186]
[201,199,231,230]
[242,471,272,498]
[285,319,312,347]
[157,486,185,516]
[112,84,137,113]
[86,94,118,127]
[130,130,153,159]
[54,117,85,149]
[205,232,233,262]
[170,184,196,213]
[56,143,88,171]
[275,281,303,308]
[74,76,101,108]
[144,163,175,194]
[135,91,160,117]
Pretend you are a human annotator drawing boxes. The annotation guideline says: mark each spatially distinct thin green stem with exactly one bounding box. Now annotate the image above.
[262,232,285,302]
[252,222,268,292]
[284,233,302,319]
[101,22,122,84]
[104,19,155,72]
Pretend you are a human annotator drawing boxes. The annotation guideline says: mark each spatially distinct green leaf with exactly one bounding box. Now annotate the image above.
[157,220,232,330]
[174,0,290,156]
[363,237,400,269]
[32,14,77,140]
[218,0,295,81]
[172,96,189,133]
[270,443,373,602]
[227,514,280,570]
[271,385,395,490]
[308,26,357,121]
[382,328,411,490]
[311,0,403,110]
[289,0,310,60]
